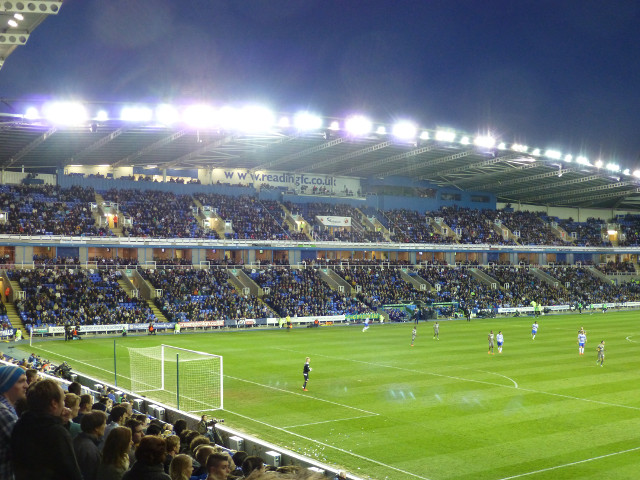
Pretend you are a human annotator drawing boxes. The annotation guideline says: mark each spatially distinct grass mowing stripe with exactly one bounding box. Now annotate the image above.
[224,408,433,480]
[226,374,379,415]
[496,446,640,480]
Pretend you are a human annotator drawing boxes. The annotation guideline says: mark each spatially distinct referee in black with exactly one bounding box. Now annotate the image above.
[302,357,311,391]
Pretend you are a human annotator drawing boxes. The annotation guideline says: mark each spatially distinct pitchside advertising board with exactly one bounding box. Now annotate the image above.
[1,328,15,338]
[211,168,361,193]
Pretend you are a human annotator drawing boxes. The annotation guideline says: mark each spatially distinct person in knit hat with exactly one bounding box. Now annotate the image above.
[0,365,28,480]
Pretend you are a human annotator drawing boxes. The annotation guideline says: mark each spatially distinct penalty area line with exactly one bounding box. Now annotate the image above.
[225,408,432,480]
[283,414,378,429]
[496,445,640,480]
[225,374,378,416]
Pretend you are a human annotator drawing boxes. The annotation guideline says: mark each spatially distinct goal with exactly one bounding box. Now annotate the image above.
[127,344,223,413]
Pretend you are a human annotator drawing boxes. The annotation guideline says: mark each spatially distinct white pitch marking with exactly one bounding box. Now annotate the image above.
[274,347,640,411]
[474,369,518,388]
[496,445,640,480]
[625,335,637,343]
[225,408,432,480]
[283,414,378,429]
[226,375,378,415]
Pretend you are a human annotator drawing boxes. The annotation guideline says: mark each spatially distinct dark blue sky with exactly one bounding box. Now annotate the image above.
[1,0,639,164]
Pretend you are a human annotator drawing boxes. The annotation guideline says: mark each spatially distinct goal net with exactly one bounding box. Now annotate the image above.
[127,344,223,412]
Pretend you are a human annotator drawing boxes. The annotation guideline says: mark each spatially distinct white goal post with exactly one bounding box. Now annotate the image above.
[127,344,223,413]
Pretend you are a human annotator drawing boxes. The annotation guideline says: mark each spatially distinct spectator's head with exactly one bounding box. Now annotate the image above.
[102,426,132,470]
[78,394,93,413]
[0,364,27,406]
[125,418,145,446]
[80,410,107,438]
[189,434,210,454]
[108,405,127,425]
[165,434,180,455]
[231,451,248,471]
[169,453,194,480]
[173,419,187,436]
[67,381,81,395]
[26,378,64,415]
[64,392,80,418]
[194,444,218,470]
[120,401,133,419]
[146,423,163,436]
[242,456,265,477]
[25,368,38,385]
[135,435,167,466]
[206,452,231,480]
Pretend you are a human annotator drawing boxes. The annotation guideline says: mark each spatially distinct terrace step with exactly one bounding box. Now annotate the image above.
[146,299,168,323]
[4,302,27,337]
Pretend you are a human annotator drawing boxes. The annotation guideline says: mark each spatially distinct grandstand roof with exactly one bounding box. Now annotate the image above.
[0,1,61,71]
[1,118,640,210]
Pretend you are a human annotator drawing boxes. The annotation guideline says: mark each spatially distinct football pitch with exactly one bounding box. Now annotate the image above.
[25,312,640,480]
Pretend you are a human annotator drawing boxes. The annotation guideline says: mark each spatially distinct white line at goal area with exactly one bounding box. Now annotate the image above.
[127,344,223,412]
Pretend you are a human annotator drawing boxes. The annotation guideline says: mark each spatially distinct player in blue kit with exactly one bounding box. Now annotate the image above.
[496,331,504,353]
[577,330,587,355]
[531,321,538,340]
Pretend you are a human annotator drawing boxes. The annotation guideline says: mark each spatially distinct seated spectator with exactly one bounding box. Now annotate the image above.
[169,454,193,480]
[74,410,108,480]
[122,435,170,480]
[0,365,28,480]
[125,418,145,465]
[11,378,83,480]
[163,435,181,474]
[242,455,265,477]
[97,426,131,480]
[74,393,93,423]
[64,392,82,438]
[205,453,232,480]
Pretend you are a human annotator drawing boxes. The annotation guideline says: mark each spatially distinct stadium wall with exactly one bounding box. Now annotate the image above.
[497,202,637,223]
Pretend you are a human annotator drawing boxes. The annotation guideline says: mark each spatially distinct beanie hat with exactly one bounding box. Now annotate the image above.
[0,365,24,394]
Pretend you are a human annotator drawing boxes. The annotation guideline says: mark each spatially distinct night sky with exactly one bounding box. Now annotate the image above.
[1,0,639,165]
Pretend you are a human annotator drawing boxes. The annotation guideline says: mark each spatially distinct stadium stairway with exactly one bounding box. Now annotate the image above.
[5,302,27,338]
[427,217,457,242]
[282,204,313,240]
[146,300,168,323]
[530,268,566,289]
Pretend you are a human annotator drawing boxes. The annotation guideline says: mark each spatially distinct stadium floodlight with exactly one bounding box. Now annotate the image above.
[474,135,495,149]
[633,170,640,178]
[392,121,417,140]
[43,102,88,126]
[497,142,506,150]
[95,110,109,122]
[623,169,630,176]
[576,155,589,165]
[460,136,470,145]
[419,131,430,140]
[8,19,18,27]
[238,105,275,132]
[511,143,528,153]
[24,107,39,120]
[183,104,217,128]
[328,120,340,130]
[606,163,620,172]
[595,159,603,168]
[375,125,387,135]
[155,104,179,126]
[345,115,372,136]
[544,149,562,160]
[531,148,541,156]
[121,106,153,122]
[278,116,290,128]
[293,112,322,131]
[14,13,24,20]
[435,130,456,142]
[564,154,573,162]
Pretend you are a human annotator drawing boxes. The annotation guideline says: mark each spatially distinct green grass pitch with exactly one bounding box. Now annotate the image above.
[26,312,640,480]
